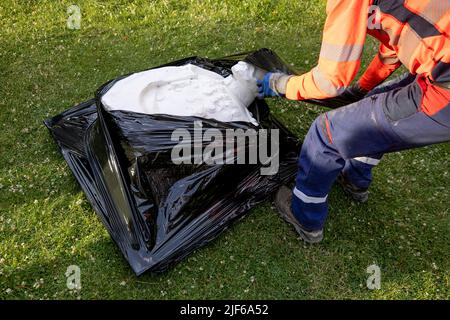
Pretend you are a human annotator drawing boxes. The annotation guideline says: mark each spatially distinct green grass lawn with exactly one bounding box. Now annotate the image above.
[0,0,449,300]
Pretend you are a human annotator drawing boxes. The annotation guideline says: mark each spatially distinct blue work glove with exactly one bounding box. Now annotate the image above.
[257,72,293,99]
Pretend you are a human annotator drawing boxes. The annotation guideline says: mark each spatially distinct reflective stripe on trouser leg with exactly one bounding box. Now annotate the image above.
[292,187,329,232]
[353,157,381,166]
[293,188,328,204]
[342,155,383,190]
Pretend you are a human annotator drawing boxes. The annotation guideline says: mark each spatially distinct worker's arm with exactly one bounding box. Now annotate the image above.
[358,43,402,91]
[285,0,371,100]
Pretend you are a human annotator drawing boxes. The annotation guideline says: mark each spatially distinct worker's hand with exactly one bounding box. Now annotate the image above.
[308,83,370,109]
[257,72,292,98]
[338,83,369,104]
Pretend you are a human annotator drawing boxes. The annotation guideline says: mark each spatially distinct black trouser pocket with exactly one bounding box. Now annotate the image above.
[383,82,422,122]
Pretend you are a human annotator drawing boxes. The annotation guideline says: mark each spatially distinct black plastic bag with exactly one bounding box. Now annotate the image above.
[44,49,310,275]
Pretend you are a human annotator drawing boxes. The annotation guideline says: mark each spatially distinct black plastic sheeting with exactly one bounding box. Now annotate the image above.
[44,49,350,275]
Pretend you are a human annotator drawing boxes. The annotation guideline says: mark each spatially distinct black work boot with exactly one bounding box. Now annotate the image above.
[274,186,324,244]
[337,173,369,203]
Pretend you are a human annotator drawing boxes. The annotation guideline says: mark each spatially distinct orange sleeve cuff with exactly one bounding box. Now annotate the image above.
[286,75,306,100]
[285,72,332,101]
[358,55,401,91]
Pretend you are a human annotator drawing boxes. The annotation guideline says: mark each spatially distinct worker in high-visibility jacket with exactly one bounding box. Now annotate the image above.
[257,0,450,243]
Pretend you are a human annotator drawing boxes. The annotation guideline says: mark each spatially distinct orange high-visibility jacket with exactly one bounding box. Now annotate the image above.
[286,0,450,105]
